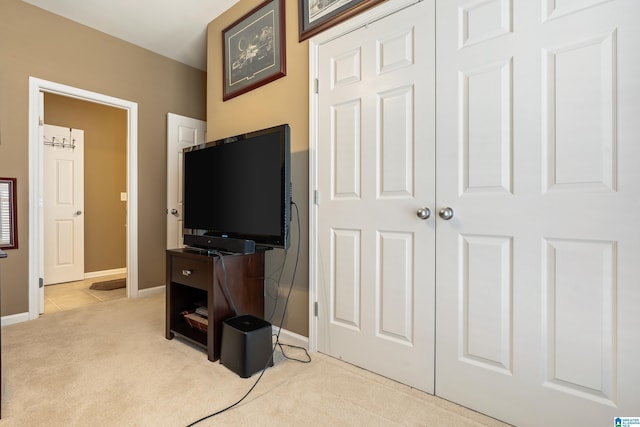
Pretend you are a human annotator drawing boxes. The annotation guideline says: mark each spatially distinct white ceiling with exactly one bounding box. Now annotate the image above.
[22,0,239,71]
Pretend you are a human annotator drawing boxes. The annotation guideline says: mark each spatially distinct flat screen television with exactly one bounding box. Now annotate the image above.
[182,124,291,252]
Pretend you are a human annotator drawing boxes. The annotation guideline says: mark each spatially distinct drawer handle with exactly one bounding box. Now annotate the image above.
[182,269,192,277]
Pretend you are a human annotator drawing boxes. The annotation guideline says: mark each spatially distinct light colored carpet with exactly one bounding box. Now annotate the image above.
[1,294,509,426]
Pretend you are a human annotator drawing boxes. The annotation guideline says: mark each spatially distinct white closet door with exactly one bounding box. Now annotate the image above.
[315,0,436,393]
[435,0,640,425]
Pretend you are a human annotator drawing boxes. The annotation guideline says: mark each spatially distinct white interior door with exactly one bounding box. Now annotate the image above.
[314,0,435,393]
[43,124,84,285]
[435,0,640,425]
[166,113,206,249]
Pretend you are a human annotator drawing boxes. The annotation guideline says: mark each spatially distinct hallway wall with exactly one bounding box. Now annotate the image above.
[0,0,206,315]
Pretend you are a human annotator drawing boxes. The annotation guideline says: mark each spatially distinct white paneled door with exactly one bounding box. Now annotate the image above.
[435,0,640,425]
[313,0,639,425]
[315,0,436,393]
[43,124,84,285]
[166,113,206,249]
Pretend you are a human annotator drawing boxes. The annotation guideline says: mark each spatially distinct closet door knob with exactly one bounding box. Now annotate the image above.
[416,207,431,220]
[439,207,454,220]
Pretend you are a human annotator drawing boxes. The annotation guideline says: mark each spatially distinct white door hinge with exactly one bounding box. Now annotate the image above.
[314,190,320,205]
[314,78,319,94]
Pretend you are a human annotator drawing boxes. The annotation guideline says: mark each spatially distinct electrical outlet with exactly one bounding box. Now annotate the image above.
[120,192,127,201]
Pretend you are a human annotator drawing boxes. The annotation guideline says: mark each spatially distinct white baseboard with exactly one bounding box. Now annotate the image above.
[2,282,161,327]
[272,326,309,349]
[1,312,30,327]
[137,285,165,298]
[84,268,127,279]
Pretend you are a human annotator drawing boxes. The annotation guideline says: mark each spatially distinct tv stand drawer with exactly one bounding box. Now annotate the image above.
[170,256,208,290]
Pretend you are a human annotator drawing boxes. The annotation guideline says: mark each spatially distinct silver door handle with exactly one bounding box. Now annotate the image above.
[416,207,431,220]
[170,209,179,216]
[439,207,454,220]
[75,210,82,216]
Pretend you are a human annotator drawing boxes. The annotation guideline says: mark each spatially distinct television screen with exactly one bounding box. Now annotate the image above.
[183,124,290,250]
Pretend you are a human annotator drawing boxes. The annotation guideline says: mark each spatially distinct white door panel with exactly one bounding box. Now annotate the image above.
[43,124,84,285]
[313,0,639,425]
[316,0,436,393]
[166,113,206,249]
[436,0,640,425]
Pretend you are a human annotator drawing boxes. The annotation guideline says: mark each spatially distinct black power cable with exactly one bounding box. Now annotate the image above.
[274,337,311,364]
[208,249,238,316]
[265,249,287,322]
[186,201,304,426]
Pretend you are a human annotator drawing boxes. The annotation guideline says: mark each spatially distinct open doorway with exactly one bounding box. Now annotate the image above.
[42,95,128,313]
[28,77,139,319]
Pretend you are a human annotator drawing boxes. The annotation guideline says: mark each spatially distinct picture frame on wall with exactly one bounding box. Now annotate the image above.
[0,177,18,250]
[298,0,386,41]
[222,0,286,101]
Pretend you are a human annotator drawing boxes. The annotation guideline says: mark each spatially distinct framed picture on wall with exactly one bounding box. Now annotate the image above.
[298,0,386,41]
[222,0,286,101]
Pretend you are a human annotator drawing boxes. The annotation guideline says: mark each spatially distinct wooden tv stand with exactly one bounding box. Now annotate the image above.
[165,248,265,361]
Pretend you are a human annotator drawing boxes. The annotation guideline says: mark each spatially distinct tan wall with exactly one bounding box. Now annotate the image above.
[0,0,206,315]
[44,93,127,273]
[207,1,310,336]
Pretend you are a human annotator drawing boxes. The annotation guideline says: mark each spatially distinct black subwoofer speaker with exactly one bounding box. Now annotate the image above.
[220,314,273,378]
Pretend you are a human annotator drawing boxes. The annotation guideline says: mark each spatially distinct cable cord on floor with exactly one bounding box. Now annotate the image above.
[186,201,305,427]
[274,336,311,364]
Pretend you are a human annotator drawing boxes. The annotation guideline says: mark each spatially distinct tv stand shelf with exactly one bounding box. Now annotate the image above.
[165,248,265,361]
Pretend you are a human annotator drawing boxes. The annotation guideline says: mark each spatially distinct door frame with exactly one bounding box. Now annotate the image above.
[308,0,424,352]
[28,77,139,319]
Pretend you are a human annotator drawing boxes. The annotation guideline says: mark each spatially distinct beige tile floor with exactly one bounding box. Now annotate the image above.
[44,273,127,314]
